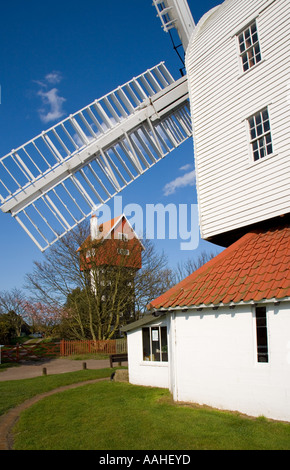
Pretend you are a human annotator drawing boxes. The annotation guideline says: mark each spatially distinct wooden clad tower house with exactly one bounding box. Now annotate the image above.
[123,0,290,422]
[78,214,143,324]
[78,214,143,272]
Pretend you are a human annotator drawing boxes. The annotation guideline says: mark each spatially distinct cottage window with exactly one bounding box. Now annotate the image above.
[255,306,269,363]
[248,107,273,161]
[238,21,262,72]
[142,326,168,362]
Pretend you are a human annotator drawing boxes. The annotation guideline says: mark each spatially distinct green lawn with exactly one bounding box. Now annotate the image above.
[10,380,290,450]
[0,369,112,416]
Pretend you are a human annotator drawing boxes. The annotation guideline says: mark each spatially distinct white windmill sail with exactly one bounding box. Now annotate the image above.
[0,63,191,251]
[152,0,195,51]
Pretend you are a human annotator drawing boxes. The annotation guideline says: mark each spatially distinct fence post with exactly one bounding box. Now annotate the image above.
[16,343,20,362]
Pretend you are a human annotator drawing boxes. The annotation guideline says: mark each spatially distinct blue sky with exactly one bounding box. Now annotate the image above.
[0,0,223,293]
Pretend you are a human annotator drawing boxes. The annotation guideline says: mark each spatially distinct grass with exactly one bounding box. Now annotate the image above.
[0,368,112,416]
[10,380,290,450]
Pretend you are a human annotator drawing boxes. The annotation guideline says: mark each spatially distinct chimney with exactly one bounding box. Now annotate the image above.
[90,215,99,241]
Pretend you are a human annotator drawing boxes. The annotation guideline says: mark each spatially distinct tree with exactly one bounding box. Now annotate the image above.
[174,250,218,284]
[0,313,16,344]
[21,301,63,336]
[0,288,27,337]
[134,239,175,314]
[25,222,174,340]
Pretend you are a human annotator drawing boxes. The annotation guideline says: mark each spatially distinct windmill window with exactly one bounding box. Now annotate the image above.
[238,21,262,72]
[248,107,273,162]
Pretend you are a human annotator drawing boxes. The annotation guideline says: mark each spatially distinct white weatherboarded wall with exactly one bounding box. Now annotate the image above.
[171,302,290,422]
[186,0,290,241]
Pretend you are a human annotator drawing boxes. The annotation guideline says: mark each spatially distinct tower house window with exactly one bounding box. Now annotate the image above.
[118,232,128,242]
[248,107,273,161]
[238,21,262,72]
[117,248,130,256]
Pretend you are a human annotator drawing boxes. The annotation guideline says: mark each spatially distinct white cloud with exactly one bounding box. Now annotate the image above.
[44,71,63,85]
[34,71,66,124]
[179,163,194,172]
[37,88,66,124]
[163,170,196,196]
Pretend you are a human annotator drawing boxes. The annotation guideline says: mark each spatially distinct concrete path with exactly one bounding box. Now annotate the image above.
[0,377,109,450]
[0,357,113,381]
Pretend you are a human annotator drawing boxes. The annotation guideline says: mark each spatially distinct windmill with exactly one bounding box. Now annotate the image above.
[2,0,288,253]
[0,0,195,252]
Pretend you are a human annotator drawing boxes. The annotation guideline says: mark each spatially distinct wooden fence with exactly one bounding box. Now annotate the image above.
[0,338,127,363]
[0,342,60,363]
[60,338,127,357]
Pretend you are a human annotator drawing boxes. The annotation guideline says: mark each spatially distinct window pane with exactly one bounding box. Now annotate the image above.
[263,120,270,133]
[151,327,161,361]
[239,34,245,52]
[249,117,255,129]
[255,113,262,126]
[251,23,257,34]
[267,143,273,155]
[256,307,269,363]
[142,328,151,361]
[243,61,249,72]
[250,127,257,140]
[249,49,255,67]
[161,327,168,362]
[262,109,269,121]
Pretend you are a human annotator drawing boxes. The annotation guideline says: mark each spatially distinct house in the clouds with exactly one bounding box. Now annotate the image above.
[122,0,290,422]
[78,214,144,325]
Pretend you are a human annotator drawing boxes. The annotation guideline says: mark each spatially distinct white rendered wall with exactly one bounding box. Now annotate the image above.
[186,0,290,241]
[172,303,290,422]
[127,321,169,389]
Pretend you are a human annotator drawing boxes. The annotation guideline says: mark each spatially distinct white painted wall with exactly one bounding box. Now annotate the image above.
[172,302,290,422]
[127,319,170,389]
[186,0,290,241]
[126,302,290,421]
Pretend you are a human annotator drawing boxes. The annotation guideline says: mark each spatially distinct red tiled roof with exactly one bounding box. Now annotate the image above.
[148,225,290,310]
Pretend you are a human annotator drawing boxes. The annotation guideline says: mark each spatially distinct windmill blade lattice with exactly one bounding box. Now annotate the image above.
[0,63,191,251]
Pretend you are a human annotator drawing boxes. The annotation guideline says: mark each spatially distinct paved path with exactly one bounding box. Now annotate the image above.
[0,377,109,450]
[0,357,114,381]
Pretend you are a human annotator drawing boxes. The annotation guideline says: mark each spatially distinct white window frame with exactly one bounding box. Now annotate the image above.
[142,325,168,363]
[236,20,262,73]
[247,107,273,162]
